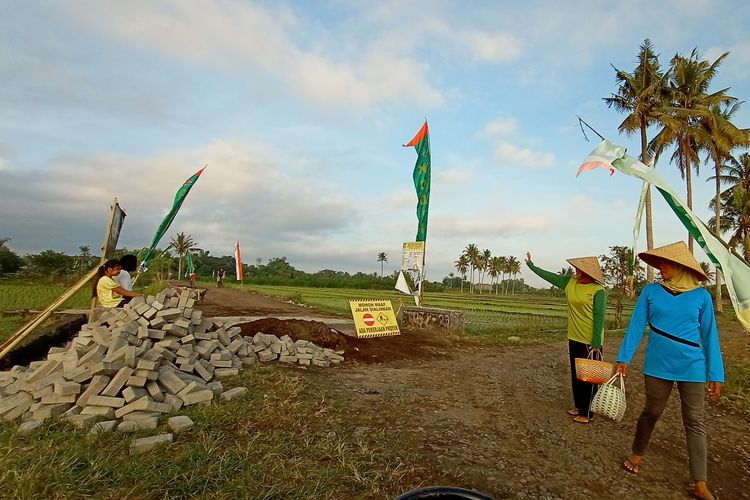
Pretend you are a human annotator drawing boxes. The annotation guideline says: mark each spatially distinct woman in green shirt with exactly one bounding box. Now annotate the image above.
[525,252,607,423]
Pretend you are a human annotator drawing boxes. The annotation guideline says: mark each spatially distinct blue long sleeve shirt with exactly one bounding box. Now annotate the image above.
[616,283,724,382]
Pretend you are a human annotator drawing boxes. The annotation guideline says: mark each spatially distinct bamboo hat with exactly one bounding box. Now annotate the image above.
[638,241,708,281]
[565,256,605,285]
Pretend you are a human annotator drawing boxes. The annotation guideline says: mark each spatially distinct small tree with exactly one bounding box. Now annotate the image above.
[600,246,646,327]
[377,252,388,278]
[0,237,23,274]
[169,232,196,280]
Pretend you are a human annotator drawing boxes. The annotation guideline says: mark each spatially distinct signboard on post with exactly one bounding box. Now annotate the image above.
[401,241,425,271]
[349,299,401,338]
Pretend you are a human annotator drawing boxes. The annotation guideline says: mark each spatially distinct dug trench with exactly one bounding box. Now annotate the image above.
[7,286,750,499]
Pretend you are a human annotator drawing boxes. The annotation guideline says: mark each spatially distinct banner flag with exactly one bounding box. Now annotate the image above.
[139,166,205,271]
[579,139,750,331]
[395,271,412,295]
[403,120,431,242]
[184,251,195,276]
[234,240,243,281]
[104,202,126,259]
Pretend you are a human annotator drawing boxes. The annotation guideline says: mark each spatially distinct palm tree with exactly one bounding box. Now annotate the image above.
[604,39,670,282]
[478,249,492,294]
[709,153,750,260]
[463,244,480,294]
[495,255,507,294]
[487,256,500,294]
[170,232,196,280]
[377,252,388,278]
[507,256,521,294]
[650,48,734,252]
[700,102,749,311]
[454,254,469,293]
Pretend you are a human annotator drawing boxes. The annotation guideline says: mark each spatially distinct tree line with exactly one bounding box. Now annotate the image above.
[452,244,523,294]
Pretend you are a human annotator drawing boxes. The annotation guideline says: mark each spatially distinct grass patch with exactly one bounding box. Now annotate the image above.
[0,316,27,342]
[0,366,426,499]
[724,356,750,414]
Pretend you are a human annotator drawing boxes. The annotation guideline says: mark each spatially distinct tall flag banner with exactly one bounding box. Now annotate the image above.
[403,120,431,242]
[579,139,750,331]
[234,241,243,281]
[104,201,127,259]
[184,250,195,277]
[139,167,205,271]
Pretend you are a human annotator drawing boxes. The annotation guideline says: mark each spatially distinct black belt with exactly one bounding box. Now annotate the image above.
[649,323,700,348]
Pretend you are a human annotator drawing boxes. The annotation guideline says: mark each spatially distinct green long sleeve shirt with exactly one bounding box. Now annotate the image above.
[526,260,606,348]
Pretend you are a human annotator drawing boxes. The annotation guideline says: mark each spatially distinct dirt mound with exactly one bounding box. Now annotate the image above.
[238,318,458,364]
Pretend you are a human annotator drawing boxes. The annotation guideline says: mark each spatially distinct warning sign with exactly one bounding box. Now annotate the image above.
[401,241,425,271]
[349,299,400,338]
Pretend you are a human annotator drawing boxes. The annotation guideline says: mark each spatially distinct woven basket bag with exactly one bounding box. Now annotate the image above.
[591,373,627,422]
[575,350,614,384]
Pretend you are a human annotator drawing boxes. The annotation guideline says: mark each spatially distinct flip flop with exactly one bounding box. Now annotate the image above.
[567,408,580,416]
[572,415,592,424]
[622,459,641,474]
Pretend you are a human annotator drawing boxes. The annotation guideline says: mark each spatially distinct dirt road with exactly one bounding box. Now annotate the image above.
[201,287,750,499]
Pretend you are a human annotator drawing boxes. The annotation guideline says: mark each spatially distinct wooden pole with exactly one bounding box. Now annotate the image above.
[90,197,119,316]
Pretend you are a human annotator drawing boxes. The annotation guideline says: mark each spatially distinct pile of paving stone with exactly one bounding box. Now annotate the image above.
[0,287,344,443]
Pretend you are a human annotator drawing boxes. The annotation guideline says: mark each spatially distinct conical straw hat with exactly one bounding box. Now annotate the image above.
[566,256,605,285]
[638,241,707,281]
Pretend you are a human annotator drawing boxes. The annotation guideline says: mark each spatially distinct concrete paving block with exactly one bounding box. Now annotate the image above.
[114,395,151,418]
[163,394,184,412]
[298,358,311,366]
[32,403,72,421]
[214,368,239,378]
[18,419,44,434]
[90,420,118,434]
[240,356,257,365]
[118,417,158,433]
[179,389,214,406]
[53,380,81,396]
[219,387,247,401]
[207,381,223,395]
[86,395,125,408]
[122,411,160,421]
[167,415,194,434]
[279,355,298,364]
[258,350,277,362]
[65,413,99,429]
[122,386,148,403]
[40,394,77,405]
[100,367,134,397]
[80,405,117,419]
[194,362,212,382]
[130,433,173,454]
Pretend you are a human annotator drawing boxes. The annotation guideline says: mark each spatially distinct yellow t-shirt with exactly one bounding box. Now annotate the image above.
[565,279,604,344]
[97,276,122,308]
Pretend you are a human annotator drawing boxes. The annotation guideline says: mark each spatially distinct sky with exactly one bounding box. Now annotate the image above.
[2,0,750,287]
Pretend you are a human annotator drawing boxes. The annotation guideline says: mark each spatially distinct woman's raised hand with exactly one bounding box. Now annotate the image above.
[525,251,532,263]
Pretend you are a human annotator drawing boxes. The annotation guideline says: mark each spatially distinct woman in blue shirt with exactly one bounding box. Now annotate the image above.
[615,242,724,500]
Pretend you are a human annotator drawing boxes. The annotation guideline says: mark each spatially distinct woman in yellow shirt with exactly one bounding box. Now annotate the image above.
[93,259,142,308]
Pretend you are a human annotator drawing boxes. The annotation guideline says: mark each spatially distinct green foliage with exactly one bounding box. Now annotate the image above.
[24,250,77,279]
[600,245,646,327]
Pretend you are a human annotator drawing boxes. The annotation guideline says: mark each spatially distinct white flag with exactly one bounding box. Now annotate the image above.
[395,271,412,295]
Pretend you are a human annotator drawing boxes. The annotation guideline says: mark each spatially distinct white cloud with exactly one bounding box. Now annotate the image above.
[57,0,442,111]
[483,117,518,137]
[384,189,415,209]
[493,141,555,168]
[466,31,523,62]
[435,168,472,183]
[432,214,548,237]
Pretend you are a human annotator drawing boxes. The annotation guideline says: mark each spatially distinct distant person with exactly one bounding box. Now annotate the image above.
[116,254,138,291]
[93,259,142,308]
[189,271,197,288]
[525,251,607,424]
[615,242,723,500]
[216,267,225,288]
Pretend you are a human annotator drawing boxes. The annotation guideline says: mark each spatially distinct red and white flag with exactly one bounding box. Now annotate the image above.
[234,241,243,281]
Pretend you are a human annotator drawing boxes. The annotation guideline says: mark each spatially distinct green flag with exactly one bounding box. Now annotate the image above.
[579,139,750,331]
[403,120,431,242]
[139,167,205,271]
[184,250,195,276]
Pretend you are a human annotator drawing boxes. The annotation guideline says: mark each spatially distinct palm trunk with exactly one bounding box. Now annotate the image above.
[640,124,655,282]
[686,153,694,253]
[178,254,184,280]
[713,156,723,312]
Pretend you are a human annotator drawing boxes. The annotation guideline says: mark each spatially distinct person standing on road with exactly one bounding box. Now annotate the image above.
[525,252,607,423]
[615,241,723,500]
[216,267,226,288]
[93,259,142,308]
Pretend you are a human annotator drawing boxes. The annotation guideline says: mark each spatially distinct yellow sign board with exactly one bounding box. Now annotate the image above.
[349,299,401,338]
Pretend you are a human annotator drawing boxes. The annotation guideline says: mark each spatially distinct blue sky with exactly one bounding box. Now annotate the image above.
[2,0,749,287]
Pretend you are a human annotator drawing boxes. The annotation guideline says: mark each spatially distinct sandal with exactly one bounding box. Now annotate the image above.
[572,415,592,424]
[622,459,641,475]
[567,408,580,416]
